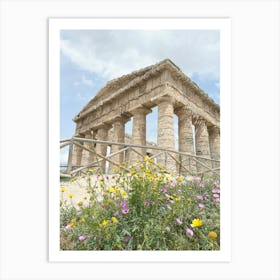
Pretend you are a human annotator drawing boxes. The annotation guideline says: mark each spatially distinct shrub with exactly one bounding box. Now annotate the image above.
[60,158,220,250]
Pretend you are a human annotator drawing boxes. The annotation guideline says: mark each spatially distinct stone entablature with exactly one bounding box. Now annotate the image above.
[70,59,220,174]
[73,59,219,135]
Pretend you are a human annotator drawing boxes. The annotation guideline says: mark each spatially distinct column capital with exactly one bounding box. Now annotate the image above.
[113,115,131,124]
[208,125,220,134]
[131,106,152,116]
[84,130,93,138]
[156,95,175,105]
[195,117,208,127]
[96,123,112,132]
[174,105,193,117]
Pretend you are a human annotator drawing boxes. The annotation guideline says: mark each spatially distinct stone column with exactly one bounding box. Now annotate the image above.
[71,134,84,168]
[130,107,152,162]
[81,131,95,167]
[157,95,175,171]
[195,119,211,173]
[208,126,220,169]
[96,125,111,173]
[175,107,196,174]
[109,116,126,173]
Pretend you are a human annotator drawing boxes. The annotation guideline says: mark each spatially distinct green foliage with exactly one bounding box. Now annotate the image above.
[60,159,220,250]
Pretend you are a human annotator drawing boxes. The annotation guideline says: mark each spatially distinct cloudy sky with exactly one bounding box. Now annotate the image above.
[60,30,220,164]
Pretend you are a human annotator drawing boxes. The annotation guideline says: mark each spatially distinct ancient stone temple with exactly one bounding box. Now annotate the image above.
[70,59,220,174]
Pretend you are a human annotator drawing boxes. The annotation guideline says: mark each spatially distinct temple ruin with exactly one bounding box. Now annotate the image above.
[68,59,220,175]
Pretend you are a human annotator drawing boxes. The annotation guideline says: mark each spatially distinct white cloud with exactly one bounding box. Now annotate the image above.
[81,76,94,87]
[60,30,220,81]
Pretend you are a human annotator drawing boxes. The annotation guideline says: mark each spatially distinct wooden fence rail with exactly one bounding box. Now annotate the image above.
[60,137,220,178]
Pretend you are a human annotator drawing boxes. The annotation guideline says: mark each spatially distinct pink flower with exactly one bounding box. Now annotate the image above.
[120,201,127,208]
[213,193,220,198]
[198,203,205,209]
[214,197,220,203]
[165,194,171,198]
[212,188,220,193]
[170,182,176,187]
[197,195,204,200]
[65,224,71,230]
[123,235,131,243]
[122,208,130,214]
[162,187,168,193]
[186,228,194,237]
[144,200,150,206]
[199,182,205,188]
[166,204,172,210]
[176,218,183,225]
[78,235,86,241]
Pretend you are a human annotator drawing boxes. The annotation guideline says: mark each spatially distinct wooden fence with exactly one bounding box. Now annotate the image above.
[60,137,220,178]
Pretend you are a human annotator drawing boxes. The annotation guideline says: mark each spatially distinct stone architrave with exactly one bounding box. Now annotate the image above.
[130,107,151,162]
[175,106,196,174]
[195,119,211,172]
[81,131,95,167]
[208,126,220,169]
[96,125,111,173]
[109,116,127,173]
[157,95,175,170]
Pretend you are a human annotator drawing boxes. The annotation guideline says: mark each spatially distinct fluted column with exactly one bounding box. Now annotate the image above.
[109,116,127,173]
[130,107,152,162]
[72,133,84,168]
[175,107,196,174]
[81,131,95,167]
[96,125,111,173]
[208,126,220,169]
[157,96,175,171]
[195,119,211,173]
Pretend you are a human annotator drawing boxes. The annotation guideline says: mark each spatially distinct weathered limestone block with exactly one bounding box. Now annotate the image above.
[130,107,152,162]
[175,106,196,174]
[109,116,127,173]
[208,126,220,169]
[195,119,211,173]
[157,95,175,171]
[96,125,111,173]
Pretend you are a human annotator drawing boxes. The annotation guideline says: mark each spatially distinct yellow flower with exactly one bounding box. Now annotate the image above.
[188,187,192,190]
[102,220,109,226]
[129,170,136,175]
[87,168,94,173]
[208,231,218,239]
[70,177,77,182]
[191,218,203,227]
[61,187,66,192]
[111,217,118,224]
[77,201,83,207]
[108,188,116,193]
[68,193,74,198]
[144,156,151,162]
[121,191,127,197]
[108,198,113,204]
[70,219,76,228]
[177,176,183,182]
[80,217,86,224]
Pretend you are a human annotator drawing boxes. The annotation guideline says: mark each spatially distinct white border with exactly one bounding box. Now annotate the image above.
[49,18,231,262]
